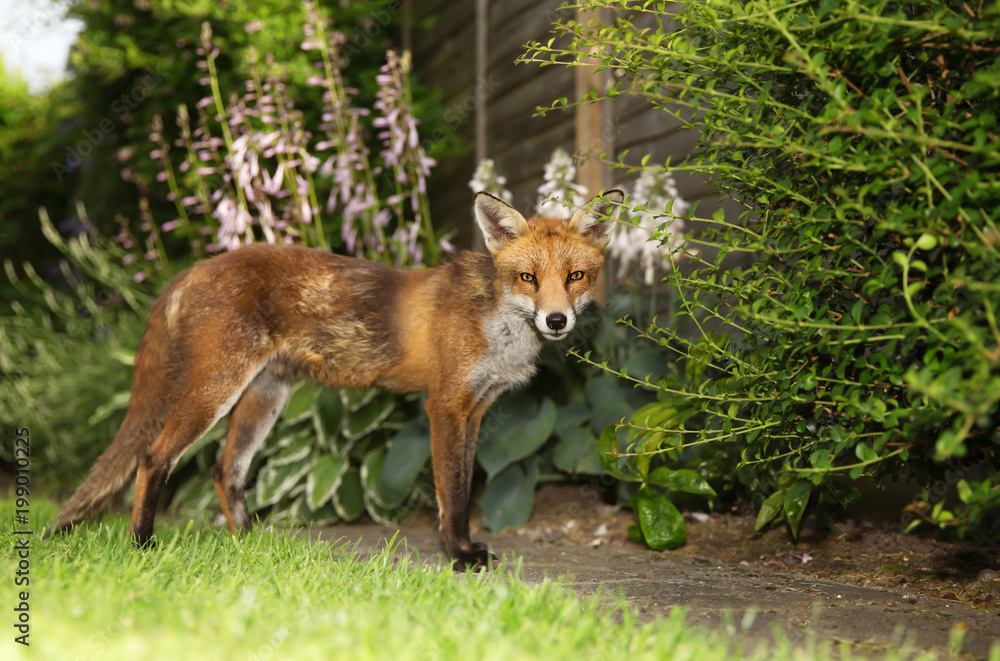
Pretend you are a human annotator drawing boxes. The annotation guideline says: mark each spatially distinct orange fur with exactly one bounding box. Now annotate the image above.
[49,190,623,570]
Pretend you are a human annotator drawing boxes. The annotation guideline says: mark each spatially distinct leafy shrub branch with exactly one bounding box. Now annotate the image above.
[524,0,1000,537]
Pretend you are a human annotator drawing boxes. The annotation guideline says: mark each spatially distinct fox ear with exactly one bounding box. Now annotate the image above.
[474,192,530,254]
[569,189,624,249]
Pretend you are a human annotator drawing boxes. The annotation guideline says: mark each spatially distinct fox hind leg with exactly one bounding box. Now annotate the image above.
[213,367,291,534]
[130,364,268,546]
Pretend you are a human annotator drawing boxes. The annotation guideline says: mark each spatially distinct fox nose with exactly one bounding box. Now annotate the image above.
[546,313,567,331]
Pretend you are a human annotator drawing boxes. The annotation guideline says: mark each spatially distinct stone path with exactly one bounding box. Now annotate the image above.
[313,522,1000,659]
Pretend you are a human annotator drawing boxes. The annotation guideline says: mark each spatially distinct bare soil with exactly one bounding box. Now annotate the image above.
[314,484,1000,659]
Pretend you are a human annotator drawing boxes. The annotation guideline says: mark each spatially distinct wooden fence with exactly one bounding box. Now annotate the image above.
[407,0,740,246]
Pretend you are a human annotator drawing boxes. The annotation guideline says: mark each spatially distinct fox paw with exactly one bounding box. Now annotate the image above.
[451,542,499,572]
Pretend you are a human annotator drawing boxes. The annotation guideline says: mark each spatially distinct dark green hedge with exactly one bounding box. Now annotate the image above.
[526,0,1000,538]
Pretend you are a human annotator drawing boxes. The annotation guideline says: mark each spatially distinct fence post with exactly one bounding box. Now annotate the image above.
[574,5,609,304]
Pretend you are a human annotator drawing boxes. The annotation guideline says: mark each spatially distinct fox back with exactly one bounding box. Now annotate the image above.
[50,190,623,570]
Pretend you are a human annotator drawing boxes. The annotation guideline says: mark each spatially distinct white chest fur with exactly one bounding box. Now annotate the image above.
[466,306,542,403]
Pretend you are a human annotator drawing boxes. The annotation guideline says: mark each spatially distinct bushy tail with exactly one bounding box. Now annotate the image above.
[46,416,163,536]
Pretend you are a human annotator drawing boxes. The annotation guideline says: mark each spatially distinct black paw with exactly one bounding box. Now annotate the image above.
[451,542,499,572]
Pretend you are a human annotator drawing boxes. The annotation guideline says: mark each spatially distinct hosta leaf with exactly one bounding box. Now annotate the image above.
[381,421,431,503]
[306,454,347,511]
[269,432,314,466]
[342,388,376,412]
[480,459,540,532]
[314,388,344,449]
[284,382,318,422]
[360,448,393,509]
[589,400,634,436]
[255,455,314,507]
[553,400,590,434]
[344,396,395,441]
[333,467,366,521]
[477,397,556,478]
[552,425,602,475]
[585,372,628,407]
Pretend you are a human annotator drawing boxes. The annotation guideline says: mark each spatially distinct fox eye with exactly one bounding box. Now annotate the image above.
[568,271,585,281]
[520,272,536,284]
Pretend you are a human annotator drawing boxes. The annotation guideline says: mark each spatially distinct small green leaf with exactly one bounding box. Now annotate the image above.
[783,481,812,539]
[957,479,972,504]
[755,490,786,531]
[597,426,634,481]
[647,467,717,497]
[632,488,686,550]
[915,233,937,250]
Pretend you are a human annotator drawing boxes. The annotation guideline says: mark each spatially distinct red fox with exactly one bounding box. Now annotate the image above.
[48,189,623,569]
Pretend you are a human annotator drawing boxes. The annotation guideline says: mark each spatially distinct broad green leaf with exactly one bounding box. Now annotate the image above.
[381,421,431,503]
[298,499,340,526]
[647,467,717,498]
[344,396,395,441]
[755,490,786,531]
[284,382,318,422]
[313,388,344,449]
[256,455,314,507]
[269,433,314,466]
[342,388,376,412]
[306,454,347,511]
[552,425,602,475]
[622,346,666,381]
[632,488,686,550]
[585,372,628,407]
[477,397,557,478]
[590,400,634,437]
[553,401,590,435]
[480,459,540,532]
[783,481,812,539]
[270,493,308,524]
[333,467,366,521]
[360,448,392,509]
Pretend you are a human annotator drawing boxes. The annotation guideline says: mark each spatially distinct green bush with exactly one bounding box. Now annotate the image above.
[0,62,79,280]
[525,0,1000,539]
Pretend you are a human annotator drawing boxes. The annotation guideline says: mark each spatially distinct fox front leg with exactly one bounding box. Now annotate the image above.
[426,395,497,571]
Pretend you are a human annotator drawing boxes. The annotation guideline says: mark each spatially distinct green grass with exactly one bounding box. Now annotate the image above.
[2,498,936,661]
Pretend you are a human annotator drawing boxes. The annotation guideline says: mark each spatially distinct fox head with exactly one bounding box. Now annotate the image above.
[474,189,624,340]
